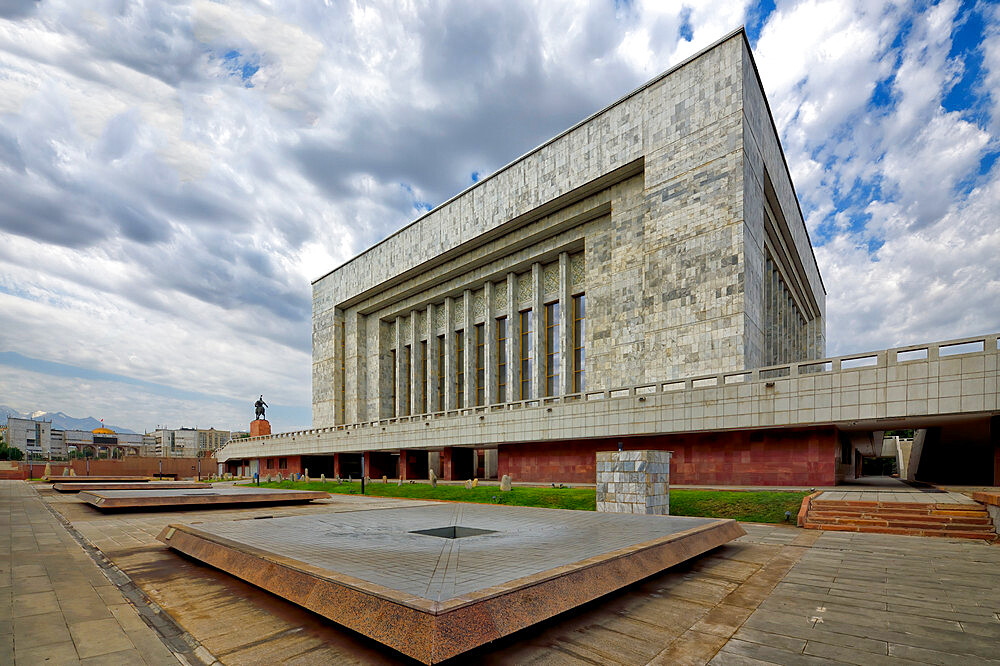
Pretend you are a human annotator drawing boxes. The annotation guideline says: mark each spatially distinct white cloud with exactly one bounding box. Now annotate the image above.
[0,0,997,432]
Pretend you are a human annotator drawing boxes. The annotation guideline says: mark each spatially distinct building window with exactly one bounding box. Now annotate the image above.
[475,323,485,406]
[420,340,428,414]
[545,302,560,396]
[519,309,532,400]
[339,321,346,423]
[437,334,445,411]
[456,330,465,408]
[399,345,413,416]
[573,293,585,393]
[496,316,507,403]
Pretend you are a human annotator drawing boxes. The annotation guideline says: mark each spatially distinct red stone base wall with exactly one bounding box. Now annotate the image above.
[255,455,303,478]
[17,457,215,480]
[250,419,271,437]
[498,428,839,486]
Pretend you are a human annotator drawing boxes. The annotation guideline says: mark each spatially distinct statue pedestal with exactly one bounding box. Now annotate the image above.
[251,419,271,437]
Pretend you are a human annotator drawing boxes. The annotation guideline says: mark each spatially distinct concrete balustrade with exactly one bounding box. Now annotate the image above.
[217,333,999,462]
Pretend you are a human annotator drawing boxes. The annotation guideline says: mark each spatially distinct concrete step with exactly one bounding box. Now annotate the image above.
[802,522,997,541]
[807,510,992,525]
[806,516,994,530]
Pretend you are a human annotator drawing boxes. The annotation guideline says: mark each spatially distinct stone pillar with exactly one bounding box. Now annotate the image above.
[427,303,440,411]
[558,251,572,396]
[351,311,367,422]
[444,296,456,410]
[333,453,340,478]
[596,450,671,515]
[441,447,455,480]
[484,449,498,479]
[506,272,519,401]
[410,309,420,415]
[484,281,496,405]
[463,289,474,409]
[394,315,405,417]
[531,262,544,399]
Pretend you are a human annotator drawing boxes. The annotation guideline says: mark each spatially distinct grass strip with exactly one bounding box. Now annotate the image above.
[250,480,807,523]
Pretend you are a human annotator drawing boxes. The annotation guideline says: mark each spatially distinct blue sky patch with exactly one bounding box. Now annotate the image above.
[222,49,260,87]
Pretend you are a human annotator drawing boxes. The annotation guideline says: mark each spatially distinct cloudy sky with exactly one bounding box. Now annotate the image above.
[0,0,997,433]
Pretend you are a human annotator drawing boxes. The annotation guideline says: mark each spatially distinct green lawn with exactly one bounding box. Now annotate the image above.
[250,480,807,523]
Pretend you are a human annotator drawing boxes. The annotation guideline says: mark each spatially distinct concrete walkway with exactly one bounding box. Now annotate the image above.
[0,481,179,665]
[11,480,1000,664]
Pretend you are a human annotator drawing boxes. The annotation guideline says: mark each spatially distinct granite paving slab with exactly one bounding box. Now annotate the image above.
[43,476,153,483]
[157,503,744,663]
[79,486,328,510]
[53,482,205,493]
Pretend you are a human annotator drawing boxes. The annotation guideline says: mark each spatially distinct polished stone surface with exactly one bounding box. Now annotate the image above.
[53,482,204,493]
[172,504,721,601]
[79,486,328,509]
[159,503,743,662]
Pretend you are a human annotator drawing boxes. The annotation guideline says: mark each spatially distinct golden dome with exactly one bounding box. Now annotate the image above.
[92,427,116,435]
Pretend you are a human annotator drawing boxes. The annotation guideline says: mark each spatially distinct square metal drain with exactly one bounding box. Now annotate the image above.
[410,526,497,539]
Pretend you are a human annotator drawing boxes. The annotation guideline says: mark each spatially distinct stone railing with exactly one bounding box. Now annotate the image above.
[216,332,999,458]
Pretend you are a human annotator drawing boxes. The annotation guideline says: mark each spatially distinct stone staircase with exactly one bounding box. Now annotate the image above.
[802,499,997,541]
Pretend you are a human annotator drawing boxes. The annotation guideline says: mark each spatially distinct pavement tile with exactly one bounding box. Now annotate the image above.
[79,647,145,665]
[12,611,71,648]
[12,640,79,666]
[68,617,135,659]
[717,638,832,665]
[690,603,754,638]
[12,591,60,619]
[648,630,728,665]
[803,640,897,666]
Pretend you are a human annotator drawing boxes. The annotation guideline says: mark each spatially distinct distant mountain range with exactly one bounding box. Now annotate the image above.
[0,406,136,434]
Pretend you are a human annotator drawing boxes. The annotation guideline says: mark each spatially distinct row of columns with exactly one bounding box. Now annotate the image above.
[384,251,576,418]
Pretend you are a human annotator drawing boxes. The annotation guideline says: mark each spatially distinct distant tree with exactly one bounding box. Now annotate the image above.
[0,444,23,461]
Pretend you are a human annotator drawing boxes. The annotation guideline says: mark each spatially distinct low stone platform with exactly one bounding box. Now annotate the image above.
[44,476,153,483]
[79,487,329,510]
[157,503,743,663]
[802,490,995,540]
[53,482,206,493]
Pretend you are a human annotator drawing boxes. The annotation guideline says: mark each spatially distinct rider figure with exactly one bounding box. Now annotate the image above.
[254,395,268,420]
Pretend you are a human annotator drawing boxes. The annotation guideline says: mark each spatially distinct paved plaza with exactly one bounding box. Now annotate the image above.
[3,480,1000,663]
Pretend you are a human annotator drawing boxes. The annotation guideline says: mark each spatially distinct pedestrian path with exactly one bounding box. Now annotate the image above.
[0,480,179,665]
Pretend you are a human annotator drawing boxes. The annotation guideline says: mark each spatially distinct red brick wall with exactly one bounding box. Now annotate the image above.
[15,457,215,479]
[257,455,303,477]
[498,428,839,486]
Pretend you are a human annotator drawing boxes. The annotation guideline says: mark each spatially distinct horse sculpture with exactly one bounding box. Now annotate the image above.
[254,395,268,420]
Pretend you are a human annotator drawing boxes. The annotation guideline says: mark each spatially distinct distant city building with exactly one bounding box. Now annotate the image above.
[4,414,229,459]
[153,428,231,457]
[6,417,52,458]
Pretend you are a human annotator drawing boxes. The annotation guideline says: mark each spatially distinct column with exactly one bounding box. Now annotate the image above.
[394,316,404,416]
[484,281,496,405]
[558,251,572,395]
[463,289,475,408]
[506,272,519,400]
[410,309,420,415]
[531,262,544,399]
[427,303,440,411]
[444,296,456,409]
[352,311,368,421]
